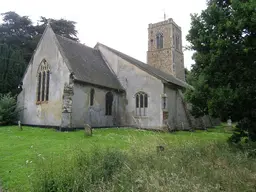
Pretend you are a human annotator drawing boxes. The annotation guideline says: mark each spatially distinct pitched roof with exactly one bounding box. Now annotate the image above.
[96,43,192,89]
[55,35,124,91]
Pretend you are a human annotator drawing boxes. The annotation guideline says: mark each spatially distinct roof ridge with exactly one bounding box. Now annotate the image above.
[55,34,98,51]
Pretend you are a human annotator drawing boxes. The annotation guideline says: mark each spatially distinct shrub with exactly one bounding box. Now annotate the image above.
[0,93,19,125]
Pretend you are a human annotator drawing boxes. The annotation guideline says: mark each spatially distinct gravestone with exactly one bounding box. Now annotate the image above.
[84,124,92,136]
[227,119,232,127]
[18,120,22,131]
[156,145,165,153]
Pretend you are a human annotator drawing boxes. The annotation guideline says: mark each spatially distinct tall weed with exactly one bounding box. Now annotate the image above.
[32,142,256,192]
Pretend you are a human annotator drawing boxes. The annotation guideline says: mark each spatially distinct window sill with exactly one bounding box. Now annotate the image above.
[36,101,49,105]
[134,116,148,119]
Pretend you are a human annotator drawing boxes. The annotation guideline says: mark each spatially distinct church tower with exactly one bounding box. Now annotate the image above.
[147,18,185,81]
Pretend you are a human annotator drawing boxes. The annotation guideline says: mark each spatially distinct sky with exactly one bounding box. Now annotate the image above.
[0,0,207,70]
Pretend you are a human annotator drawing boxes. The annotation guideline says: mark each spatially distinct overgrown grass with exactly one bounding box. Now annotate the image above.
[0,125,255,191]
[32,142,256,192]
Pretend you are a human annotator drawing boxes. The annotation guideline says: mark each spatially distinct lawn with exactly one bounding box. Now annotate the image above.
[0,125,255,192]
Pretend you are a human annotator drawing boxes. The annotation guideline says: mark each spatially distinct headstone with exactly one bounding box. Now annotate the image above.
[18,120,22,131]
[227,119,232,127]
[84,124,92,136]
[156,145,165,153]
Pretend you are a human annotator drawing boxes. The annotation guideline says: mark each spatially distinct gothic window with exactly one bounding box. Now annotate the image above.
[37,73,41,102]
[105,92,113,116]
[36,59,50,103]
[162,94,167,110]
[135,92,148,116]
[156,33,163,49]
[90,88,95,106]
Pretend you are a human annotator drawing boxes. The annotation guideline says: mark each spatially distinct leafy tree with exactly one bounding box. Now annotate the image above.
[0,11,79,95]
[0,44,26,95]
[0,93,19,125]
[184,68,191,83]
[186,0,256,142]
[35,16,79,41]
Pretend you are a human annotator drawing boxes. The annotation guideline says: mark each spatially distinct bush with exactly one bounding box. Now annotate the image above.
[228,118,256,143]
[31,142,256,192]
[0,93,19,125]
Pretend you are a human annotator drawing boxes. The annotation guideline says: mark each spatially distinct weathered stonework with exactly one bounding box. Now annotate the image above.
[147,49,173,74]
[61,82,74,128]
[147,18,185,81]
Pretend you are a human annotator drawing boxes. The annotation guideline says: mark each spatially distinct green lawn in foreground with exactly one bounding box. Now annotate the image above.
[0,125,231,191]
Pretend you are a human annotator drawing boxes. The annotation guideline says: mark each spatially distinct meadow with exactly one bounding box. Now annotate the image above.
[0,125,255,192]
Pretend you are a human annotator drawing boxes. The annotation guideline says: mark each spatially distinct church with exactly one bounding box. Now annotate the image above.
[17,18,217,131]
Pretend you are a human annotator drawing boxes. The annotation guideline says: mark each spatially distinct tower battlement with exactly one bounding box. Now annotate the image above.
[148,18,181,30]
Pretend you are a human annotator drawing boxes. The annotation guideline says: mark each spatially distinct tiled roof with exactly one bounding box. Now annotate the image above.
[56,35,123,90]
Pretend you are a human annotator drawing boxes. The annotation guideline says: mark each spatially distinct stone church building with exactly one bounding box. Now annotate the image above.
[17,18,216,131]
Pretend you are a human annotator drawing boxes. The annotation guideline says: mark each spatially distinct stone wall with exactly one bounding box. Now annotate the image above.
[17,25,70,127]
[172,24,185,81]
[164,84,191,130]
[71,83,125,128]
[147,49,173,75]
[61,81,74,128]
[98,44,165,130]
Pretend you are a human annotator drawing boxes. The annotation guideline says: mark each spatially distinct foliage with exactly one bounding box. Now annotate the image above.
[185,0,256,142]
[184,68,190,83]
[32,142,256,192]
[0,44,26,94]
[0,11,79,95]
[35,16,78,41]
[0,93,19,125]
[33,148,126,192]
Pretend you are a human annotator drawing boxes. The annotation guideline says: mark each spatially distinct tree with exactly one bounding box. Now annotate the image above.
[185,0,256,142]
[184,68,191,83]
[0,93,19,125]
[35,17,79,41]
[0,44,26,95]
[0,11,79,95]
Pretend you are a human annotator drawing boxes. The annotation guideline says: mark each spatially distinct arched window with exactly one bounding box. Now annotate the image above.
[36,59,50,103]
[135,92,148,116]
[156,33,163,49]
[90,88,95,106]
[105,92,113,116]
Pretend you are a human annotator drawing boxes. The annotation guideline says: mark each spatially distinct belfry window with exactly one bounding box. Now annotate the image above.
[105,92,113,116]
[135,92,148,116]
[156,33,163,49]
[36,59,50,103]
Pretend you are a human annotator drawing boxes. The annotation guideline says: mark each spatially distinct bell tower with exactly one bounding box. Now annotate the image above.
[147,18,185,81]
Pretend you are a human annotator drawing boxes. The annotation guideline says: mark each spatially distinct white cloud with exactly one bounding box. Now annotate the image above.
[0,0,207,69]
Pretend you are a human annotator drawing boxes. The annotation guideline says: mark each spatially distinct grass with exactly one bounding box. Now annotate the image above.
[0,124,255,191]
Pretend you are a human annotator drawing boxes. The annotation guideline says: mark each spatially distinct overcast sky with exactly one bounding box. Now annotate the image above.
[0,0,207,69]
